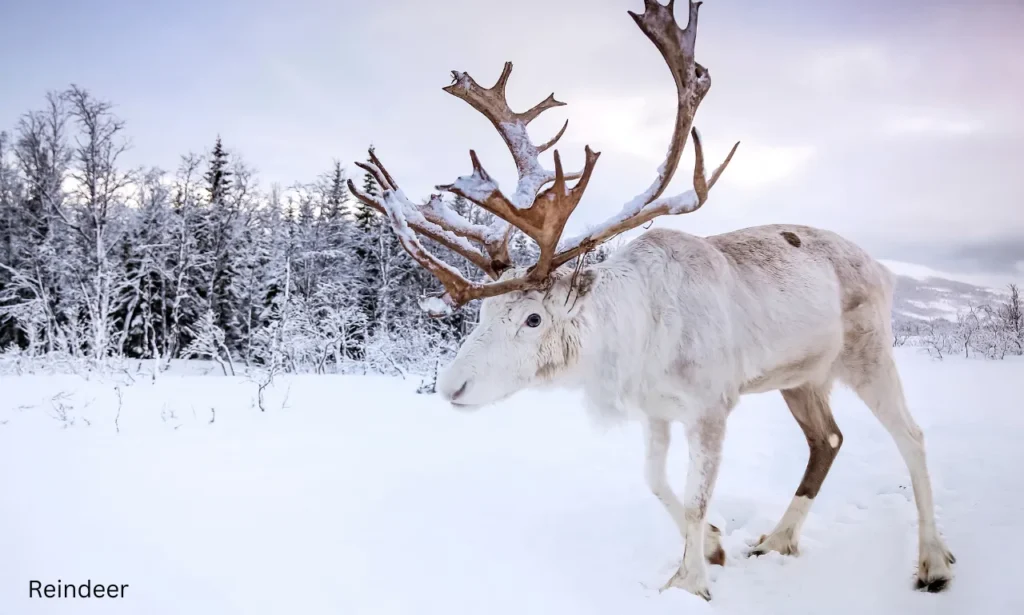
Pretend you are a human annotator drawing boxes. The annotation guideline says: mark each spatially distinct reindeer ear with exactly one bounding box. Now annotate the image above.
[558,267,599,316]
[574,268,598,298]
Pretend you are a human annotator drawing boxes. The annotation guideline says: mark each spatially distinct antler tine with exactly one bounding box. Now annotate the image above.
[443,61,565,130]
[441,62,572,210]
[552,129,738,269]
[528,146,602,279]
[707,140,741,192]
[350,153,570,307]
[625,0,711,208]
[692,128,709,204]
[348,151,505,280]
[537,119,569,153]
[353,160,391,194]
[691,128,740,205]
[367,148,397,191]
[349,166,546,309]
[549,0,738,268]
[420,196,514,273]
[519,93,566,125]
[435,60,608,286]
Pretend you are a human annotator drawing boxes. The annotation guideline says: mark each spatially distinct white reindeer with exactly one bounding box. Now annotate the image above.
[349,0,955,601]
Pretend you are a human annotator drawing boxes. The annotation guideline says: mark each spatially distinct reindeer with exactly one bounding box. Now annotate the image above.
[349,0,955,601]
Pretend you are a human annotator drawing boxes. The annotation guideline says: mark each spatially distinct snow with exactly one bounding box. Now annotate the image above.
[440,72,559,212]
[423,195,510,247]
[559,170,700,253]
[2,348,1023,614]
[444,121,562,212]
[448,168,502,206]
[384,188,478,259]
[883,260,966,283]
[376,187,471,284]
[906,298,960,316]
[499,120,551,209]
[418,295,453,317]
[558,125,718,253]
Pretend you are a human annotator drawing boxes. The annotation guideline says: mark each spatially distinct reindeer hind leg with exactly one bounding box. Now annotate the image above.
[750,383,841,557]
[841,345,954,592]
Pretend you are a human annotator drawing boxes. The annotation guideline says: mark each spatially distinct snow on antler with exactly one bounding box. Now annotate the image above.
[556,129,739,258]
[439,65,578,211]
[353,0,738,309]
[549,1,740,268]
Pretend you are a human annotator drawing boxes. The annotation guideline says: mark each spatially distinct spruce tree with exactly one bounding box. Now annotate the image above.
[204,136,232,206]
[355,146,379,233]
[197,136,243,355]
[352,147,383,352]
[451,194,471,218]
[325,161,348,220]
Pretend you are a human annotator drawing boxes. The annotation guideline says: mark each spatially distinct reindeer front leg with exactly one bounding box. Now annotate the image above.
[657,413,726,601]
[644,418,726,568]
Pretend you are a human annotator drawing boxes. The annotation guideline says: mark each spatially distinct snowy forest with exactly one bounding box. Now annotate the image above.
[0,85,614,377]
[893,288,1023,362]
[0,86,1020,378]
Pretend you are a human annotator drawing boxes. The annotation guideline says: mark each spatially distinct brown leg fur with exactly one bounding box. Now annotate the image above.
[783,385,843,499]
[706,524,726,566]
[750,384,842,557]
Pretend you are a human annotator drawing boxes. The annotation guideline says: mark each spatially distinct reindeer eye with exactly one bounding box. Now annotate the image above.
[525,313,542,328]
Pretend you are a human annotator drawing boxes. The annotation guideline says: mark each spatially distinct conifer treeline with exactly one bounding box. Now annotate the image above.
[0,86,607,374]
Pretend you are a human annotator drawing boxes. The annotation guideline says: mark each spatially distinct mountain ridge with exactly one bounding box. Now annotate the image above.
[880,260,1016,323]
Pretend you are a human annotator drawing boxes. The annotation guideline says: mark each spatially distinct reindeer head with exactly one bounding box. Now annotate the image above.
[350,0,738,409]
[436,266,598,408]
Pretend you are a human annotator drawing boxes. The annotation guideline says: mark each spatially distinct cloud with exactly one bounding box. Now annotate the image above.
[882,109,982,138]
[804,44,892,94]
[560,92,815,190]
[560,94,669,163]
[5,0,1021,281]
[719,142,815,189]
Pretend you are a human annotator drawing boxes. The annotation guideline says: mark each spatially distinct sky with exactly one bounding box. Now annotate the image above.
[1,0,1022,284]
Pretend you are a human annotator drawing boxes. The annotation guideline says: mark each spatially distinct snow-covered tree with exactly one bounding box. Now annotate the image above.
[62,85,134,361]
[0,85,639,376]
[182,309,234,376]
[998,284,1022,354]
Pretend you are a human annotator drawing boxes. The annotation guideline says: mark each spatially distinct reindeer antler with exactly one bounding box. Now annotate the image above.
[350,0,738,312]
[553,0,740,265]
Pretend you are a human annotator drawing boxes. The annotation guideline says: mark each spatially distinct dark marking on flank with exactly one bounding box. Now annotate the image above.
[843,291,867,313]
[781,231,802,247]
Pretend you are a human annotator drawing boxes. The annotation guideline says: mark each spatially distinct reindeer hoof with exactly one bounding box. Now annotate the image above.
[660,567,712,601]
[915,541,955,593]
[915,577,949,593]
[748,532,799,557]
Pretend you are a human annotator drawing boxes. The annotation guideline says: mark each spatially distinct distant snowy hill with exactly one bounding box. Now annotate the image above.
[881,260,1010,322]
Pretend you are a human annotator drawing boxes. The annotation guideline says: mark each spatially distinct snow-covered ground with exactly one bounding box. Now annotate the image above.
[1,349,1022,615]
